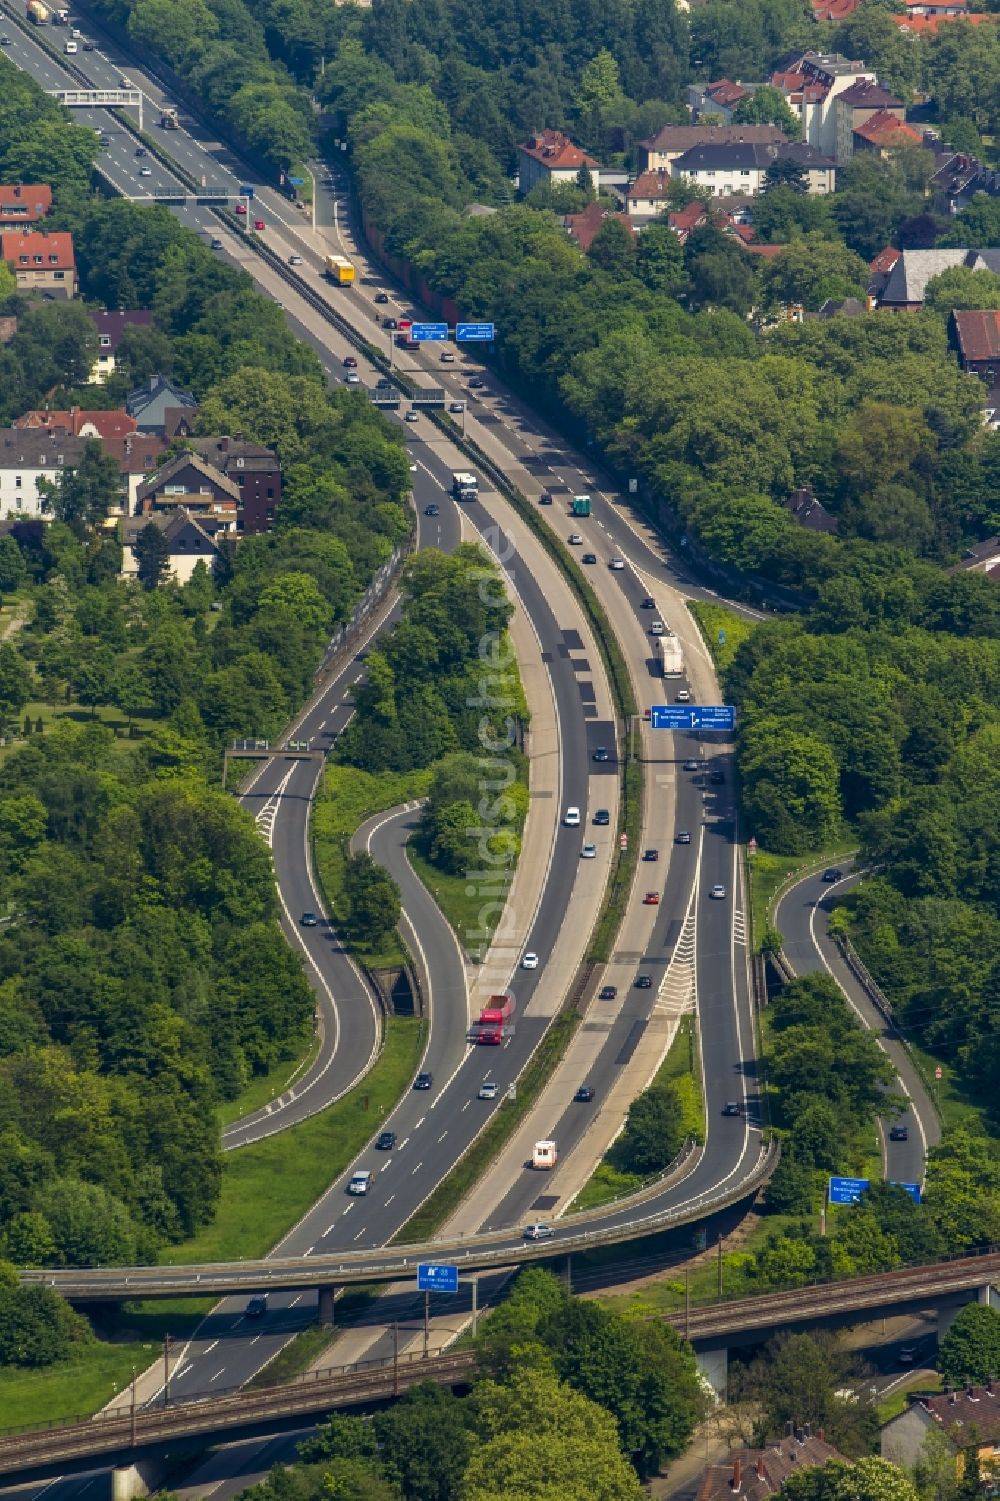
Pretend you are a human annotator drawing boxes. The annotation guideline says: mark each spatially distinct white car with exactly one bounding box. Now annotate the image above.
[568,533,583,546]
[347,1170,373,1195]
[522,952,538,970]
[523,1223,554,1241]
[581,842,597,859]
[651,621,665,636]
[563,806,581,827]
[676,689,691,702]
[289,254,303,265]
[609,558,625,570]
[345,372,361,384]
[709,883,727,900]
[405,411,419,423]
[478,1080,498,1100]
[139,167,152,177]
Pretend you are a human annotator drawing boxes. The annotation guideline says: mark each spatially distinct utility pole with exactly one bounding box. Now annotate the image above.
[163,1333,172,1406]
[685,1264,691,1340]
[130,1368,137,1447]
[393,1321,399,1396]
[718,1237,724,1301]
[423,1290,430,1359]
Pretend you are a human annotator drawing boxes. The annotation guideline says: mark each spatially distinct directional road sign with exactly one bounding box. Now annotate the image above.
[410,323,449,342]
[650,705,736,732]
[456,322,495,342]
[288,176,305,185]
[417,1263,459,1293]
[829,1176,869,1205]
[892,1182,921,1204]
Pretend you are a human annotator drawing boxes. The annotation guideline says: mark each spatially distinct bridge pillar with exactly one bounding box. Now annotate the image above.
[696,1347,727,1403]
[110,1458,167,1501]
[318,1285,337,1327]
[979,1284,1000,1311]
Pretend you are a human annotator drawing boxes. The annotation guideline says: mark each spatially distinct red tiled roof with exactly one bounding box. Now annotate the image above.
[705,79,748,108]
[0,229,75,270]
[626,169,674,203]
[870,245,902,274]
[670,201,708,233]
[564,201,636,252]
[519,129,598,172]
[812,0,863,17]
[953,309,1000,363]
[0,184,52,222]
[853,110,922,147]
[903,0,967,8]
[696,1435,845,1501]
[14,407,138,440]
[892,9,995,27]
[742,243,787,259]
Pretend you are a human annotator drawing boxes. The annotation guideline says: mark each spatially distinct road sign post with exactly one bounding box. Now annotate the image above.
[829,1176,869,1205]
[650,706,736,731]
[410,323,449,342]
[456,322,495,342]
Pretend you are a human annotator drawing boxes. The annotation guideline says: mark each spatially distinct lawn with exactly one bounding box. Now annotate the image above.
[687,600,758,675]
[216,1030,320,1128]
[906,1039,988,1137]
[0,1338,157,1433]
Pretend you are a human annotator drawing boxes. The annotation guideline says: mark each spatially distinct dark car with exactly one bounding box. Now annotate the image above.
[722,1101,741,1117]
[135,147,147,157]
[641,596,656,609]
[683,759,699,772]
[468,376,485,389]
[709,769,725,785]
[889,1124,909,1142]
[822,867,843,883]
[675,831,691,845]
[383,316,398,329]
[245,1295,267,1317]
[642,848,659,862]
[599,985,618,1000]
[575,1086,594,1103]
[299,911,318,927]
[635,974,652,989]
[0,35,12,44]
[539,492,553,505]
[593,808,610,826]
[83,39,95,48]
[582,552,597,565]
[375,291,390,304]
[343,355,358,368]
[424,504,440,516]
[592,746,610,762]
[413,1071,433,1090]
[375,1130,397,1150]
[210,238,224,250]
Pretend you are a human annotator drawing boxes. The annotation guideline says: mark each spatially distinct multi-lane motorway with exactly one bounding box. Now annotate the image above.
[0,10,929,1493]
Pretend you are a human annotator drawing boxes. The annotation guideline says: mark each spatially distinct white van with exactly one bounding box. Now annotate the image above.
[64,40,77,53]
[532,1140,558,1170]
[347,1169,374,1195]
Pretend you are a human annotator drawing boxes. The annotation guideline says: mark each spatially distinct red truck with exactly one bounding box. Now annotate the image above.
[476,993,514,1044]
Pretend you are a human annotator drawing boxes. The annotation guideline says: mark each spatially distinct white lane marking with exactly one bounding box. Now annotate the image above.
[209,1368,226,1383]
[411,1161,423,1175]
[203,1339,219,1355]
[384,1194,395,1206]
[437,1131,448,1143]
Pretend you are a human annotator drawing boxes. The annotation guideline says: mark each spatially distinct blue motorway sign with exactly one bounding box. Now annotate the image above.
[288,176,305,185]
[410,323,449,342]
[892,1182,921,1204]
[417,1263,459,1294]
[456,322,495,342]
[650,705,736,732]
[829,1176,869,1205]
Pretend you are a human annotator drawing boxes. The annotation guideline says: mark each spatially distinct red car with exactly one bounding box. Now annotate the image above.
[235,202,247,215]
[253,218,266,230]
[643,892,660,906]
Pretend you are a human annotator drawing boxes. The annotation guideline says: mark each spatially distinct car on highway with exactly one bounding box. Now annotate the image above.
[211,238,224,250]
[0,36,11,45]
[139,167,152,177]
[539,492,553,505]
[822,868,843,883]
[343,355,358,367]
[83,39,95,48]
[635,974,652,989]
[522,952,538,970]
[99,135,111,146]
[609,558,625,570]
[468,376,485,389]
[289,254,303,265]
[722,1101,741,1117]
[593,808,610,826]
[375,291,390,303]
[899,1345,921,1364]
[299,911,318,927]
[424,504,440,516]
[405,411,419,423]
[449,402,464,413]
[383,317,398,329]
[581,842,597,859]
[523,1223,554,1241]
[651,621,665,635]
[641,596,655,608]
[599,985,618,1000]
[709,883,727,900]
[135,147,147,157]
[643,892,660,905]
[253,219,266,230]
[683,759,700,771]
[676,689,691,702]
[592,746,610,762]
[413,1071,433,1090]
[236,202,248,215]
[563,806,581,827]
[568,533,583,545]
[889,1124,909,1141]
[440,351,456,363]
[478,1081,498,1100]
[710,768,725,785]
[575,1086,594,1103]
[345,373,361,385]
[245,1295,268,1317]
[347,1170,374,1195]
[375,1131,397,1150]
[582,552,597,564]
[642,848,658,861]
[675,831,691,845]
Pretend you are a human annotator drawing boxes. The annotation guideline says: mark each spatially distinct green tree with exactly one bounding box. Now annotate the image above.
[760,236,868,312]
[609,1083,685,1176]
[740,720,842,854]
[0,643,32,724]
[924,267,1000,314]
[588,217,637,278]
[938,1303,1000,1387]
[373,1383,473,1501]
[782,1458,919,1501]
[0,535,25,597]
[343,852,401,949]
[765,156,809,194]
[734,85,801,137]
[257,570,331,635]
[39,442,122,535]
[127,0,220,67]
[635,220,687,296]
[133,522,171,591]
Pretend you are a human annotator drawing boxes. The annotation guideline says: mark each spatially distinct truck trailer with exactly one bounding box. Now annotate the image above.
[451,471,478,501]
[27,1,51,22]
[476,993,514,1044]
[325,254,355,285]
[570,495,591,516]
[532,1140,558,1170]
[660,636,684,677]
[160,107,179,129]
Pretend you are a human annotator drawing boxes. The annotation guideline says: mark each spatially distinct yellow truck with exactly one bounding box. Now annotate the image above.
[27,1,51,22]
[325,254,355,286]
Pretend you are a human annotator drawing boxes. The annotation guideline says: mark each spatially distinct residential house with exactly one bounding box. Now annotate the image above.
[877,248,1000,309]
[125,374,199,436]
[102,432,169,513]
[952,309,1000,383]
[785,484,839,533]
[0,429,88,519]
[671,141,835,197]
[0,229,77,299]
[893,4,996,30]
[0,316,16,344]
[623,170,674,223]
[815,296,869,318]
[14,407,138,441]
[983,388,1000,431]
[0,184,52,227]
[833,80,906,161]
[667,199,710,243]
[688,79,752,125]
[186,435,283,534]
[638,124,786,173]
[852,110,923,158]
[769,52,878,161]
[90,309,156,384]
[563,201,636,252]
[696,1428,847,1501]
[135,449,239,532]
[121,507,220,585]
[882,1384,1000,1476]
[517,130,600,197]
[929,149,1000,216]
[953,536,1000,572]
[812,0,863,18]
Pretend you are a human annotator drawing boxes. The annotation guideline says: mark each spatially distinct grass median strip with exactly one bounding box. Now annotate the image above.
[0,1339,158,1435]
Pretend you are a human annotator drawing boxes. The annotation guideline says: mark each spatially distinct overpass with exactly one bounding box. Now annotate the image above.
[2,1249,999,1482]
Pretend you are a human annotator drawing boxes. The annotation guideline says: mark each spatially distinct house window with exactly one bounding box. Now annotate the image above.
[48,255,59,264]
[164,484,185,494]
[33,255,43,264]
[14,475,21,489]
[53,271,64,280]
[235,456,244,468]
[56,454,63,464]
[741,169,750,176]
[100,335,111,348]
[266,487,274,498]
